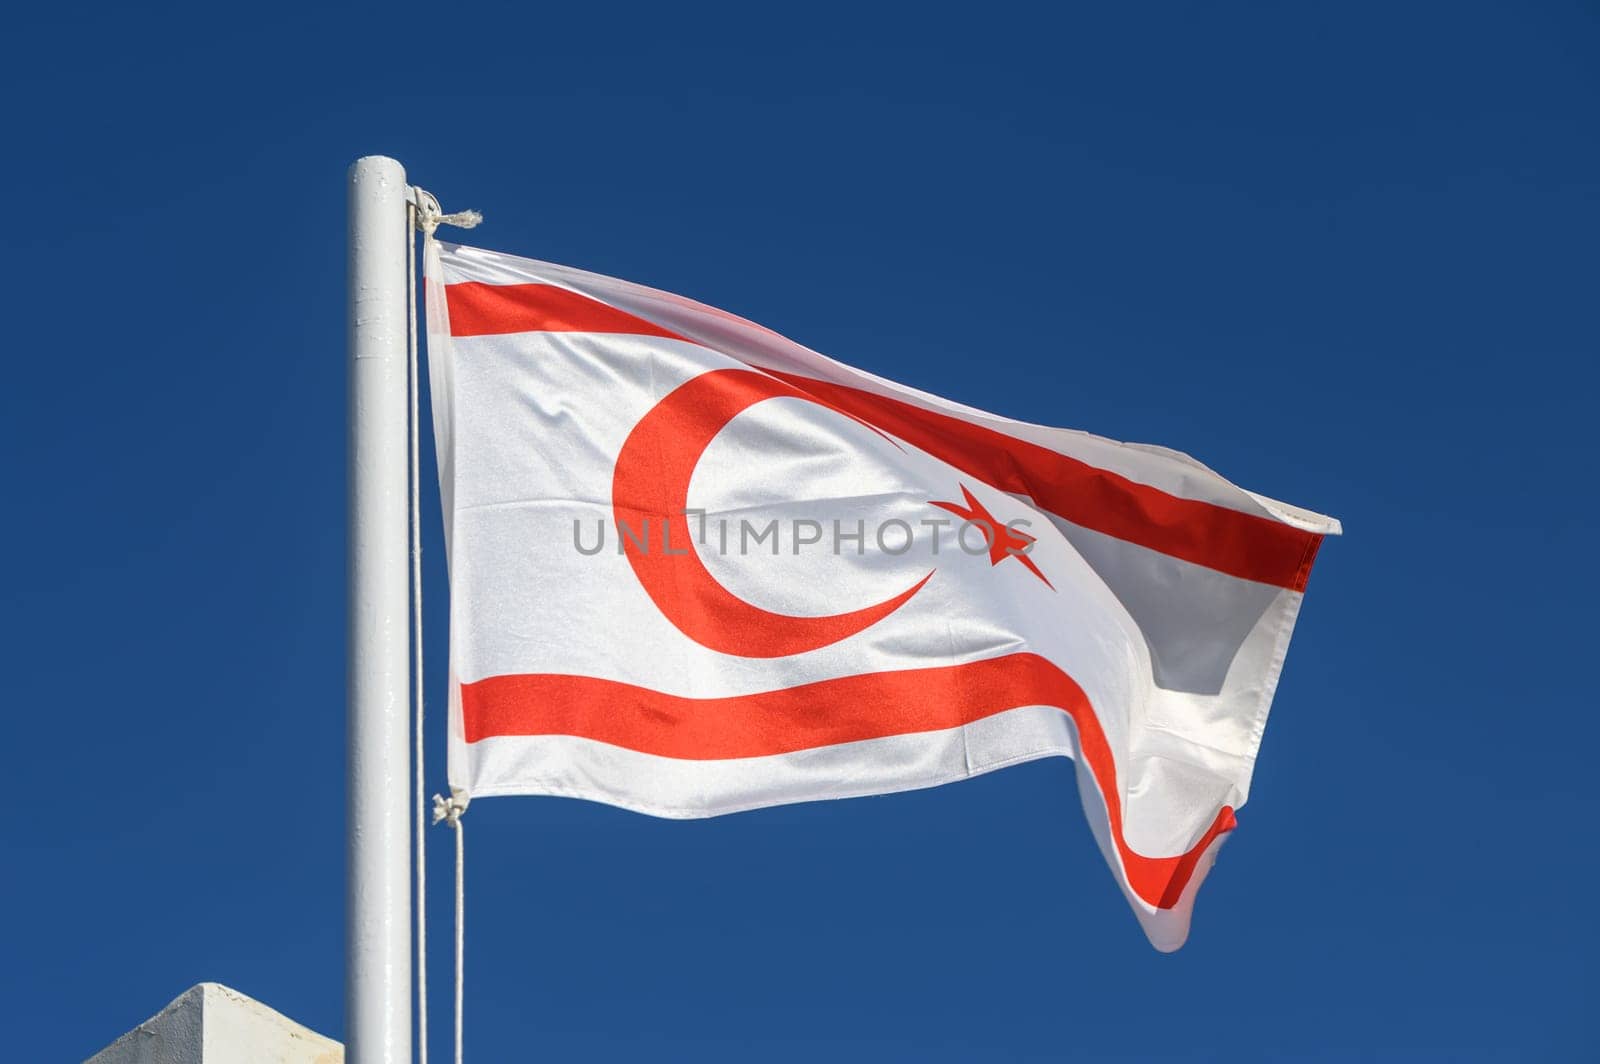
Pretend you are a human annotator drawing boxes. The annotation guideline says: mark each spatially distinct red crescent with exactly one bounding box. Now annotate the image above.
[611,368,932,658]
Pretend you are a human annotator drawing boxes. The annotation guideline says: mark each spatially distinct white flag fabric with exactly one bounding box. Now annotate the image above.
[424,240,1339,950]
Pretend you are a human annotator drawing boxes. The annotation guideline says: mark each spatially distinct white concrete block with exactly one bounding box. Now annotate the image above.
[85,983,342,1064]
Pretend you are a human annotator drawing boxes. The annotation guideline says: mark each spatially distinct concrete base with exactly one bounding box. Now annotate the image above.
[85,984,342,1064]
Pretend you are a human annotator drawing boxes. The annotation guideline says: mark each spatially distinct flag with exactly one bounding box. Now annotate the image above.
[424,241,1339,950]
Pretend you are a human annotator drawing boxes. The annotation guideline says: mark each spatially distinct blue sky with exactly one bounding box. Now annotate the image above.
[3,3,1596,1060]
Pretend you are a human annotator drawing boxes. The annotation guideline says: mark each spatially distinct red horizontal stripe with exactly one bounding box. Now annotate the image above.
[445,281,688,341]
[441,279,1322,590]
[461,653,1236,910]
[763,371,1322,590]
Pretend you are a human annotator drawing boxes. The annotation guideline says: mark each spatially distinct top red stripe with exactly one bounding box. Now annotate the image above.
[441,280,1322,590]
[446,281,688,341]
[764,371,1323,591]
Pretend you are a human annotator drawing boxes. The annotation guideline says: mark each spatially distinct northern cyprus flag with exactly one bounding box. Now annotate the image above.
[425,241,1339,950]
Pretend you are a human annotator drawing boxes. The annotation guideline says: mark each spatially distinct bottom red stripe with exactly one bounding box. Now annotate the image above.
[461,653,1235,910]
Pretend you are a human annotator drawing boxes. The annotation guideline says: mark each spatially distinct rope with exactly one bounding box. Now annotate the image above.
[414,188,482,238]
[409,185,480,1064]
[433,793,469,1064]
[406,198,429,1064]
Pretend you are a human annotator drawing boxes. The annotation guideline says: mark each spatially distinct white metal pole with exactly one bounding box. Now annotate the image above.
[347,155,413,1064]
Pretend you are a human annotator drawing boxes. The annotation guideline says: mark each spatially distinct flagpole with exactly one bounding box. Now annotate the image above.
[347,154,413,1064]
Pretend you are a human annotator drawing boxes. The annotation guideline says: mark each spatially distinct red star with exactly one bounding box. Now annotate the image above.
[929,484,1054,589]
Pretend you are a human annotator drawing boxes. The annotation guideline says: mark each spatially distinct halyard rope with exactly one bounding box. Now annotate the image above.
[432,792,470,1064]
[414,188,483,238]
[409,186,479,1064]
[405,195,429,1064]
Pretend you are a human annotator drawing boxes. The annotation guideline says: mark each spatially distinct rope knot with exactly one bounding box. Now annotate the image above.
[432,791,469,827]
[412,186,483,237]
